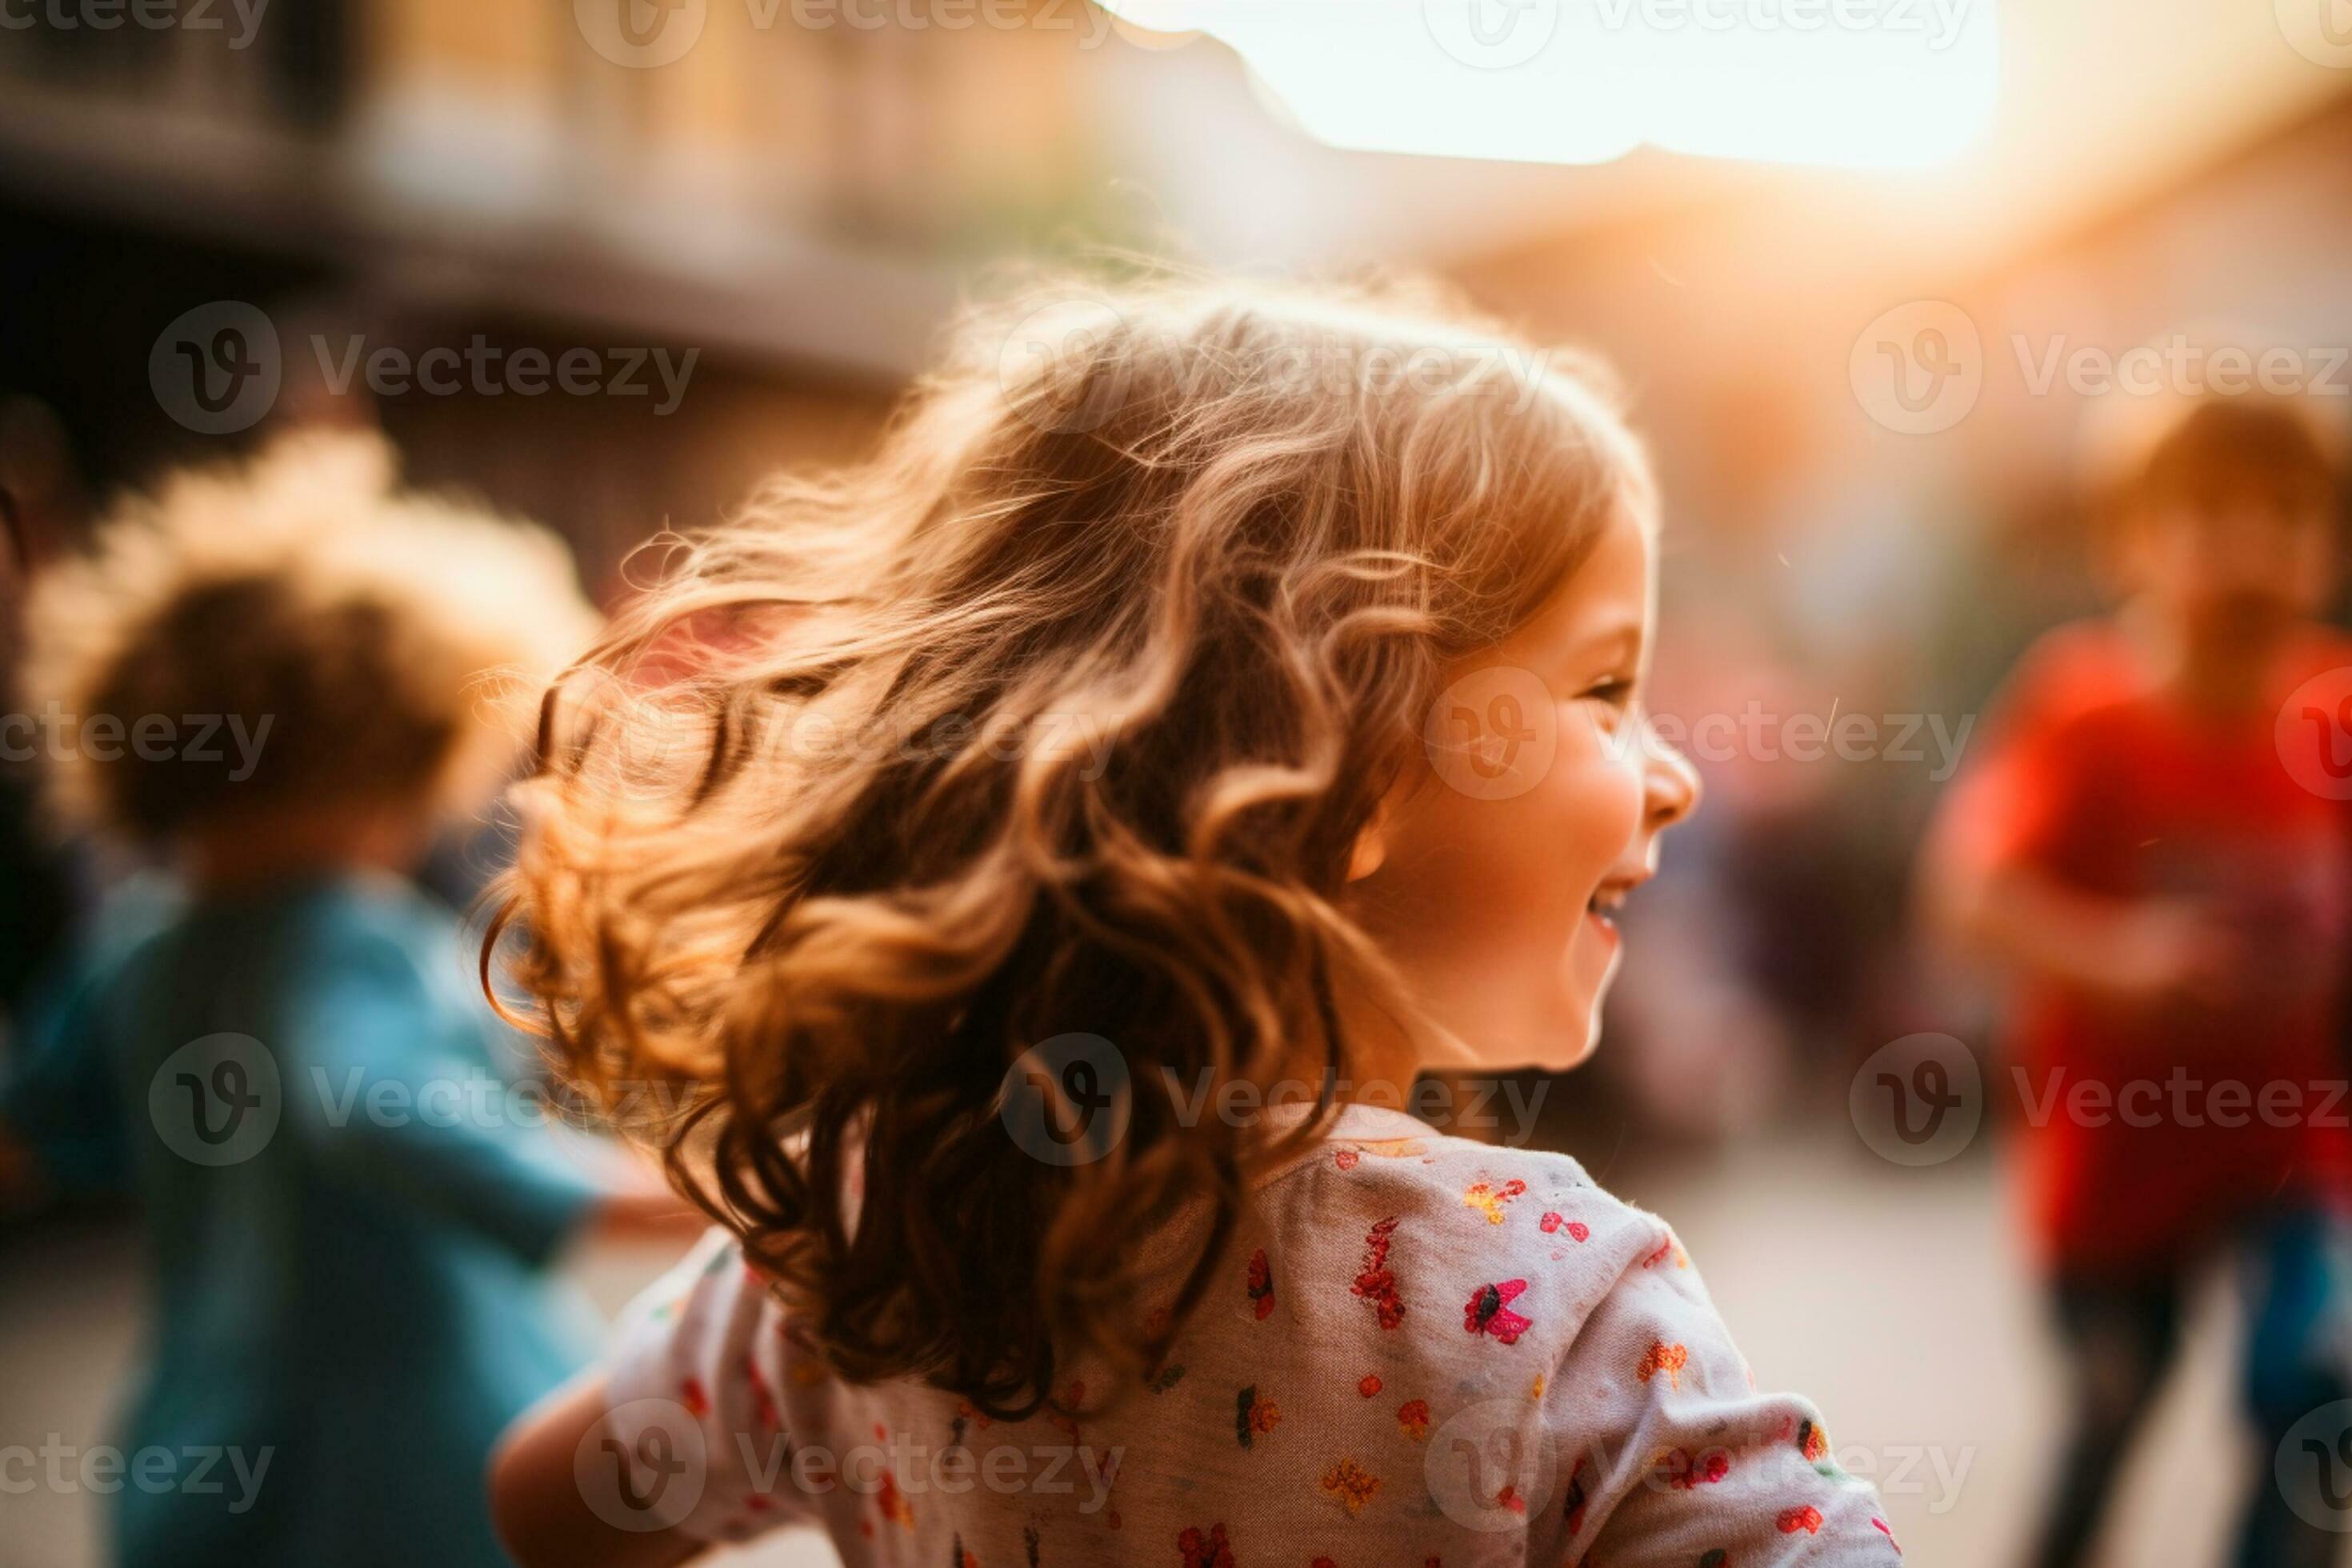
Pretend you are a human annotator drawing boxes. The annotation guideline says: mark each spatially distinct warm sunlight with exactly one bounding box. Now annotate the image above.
[1103,0,2000,168]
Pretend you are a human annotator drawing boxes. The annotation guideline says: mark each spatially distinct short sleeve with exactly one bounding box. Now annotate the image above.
[1546,1235,1903,1564]
[602,1227,817,1545]
[278,928,602,1264]
[1928,626,2122,878]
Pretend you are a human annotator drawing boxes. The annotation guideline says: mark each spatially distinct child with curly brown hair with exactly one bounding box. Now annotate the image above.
[489,278,1902,1566]
[0,433,690,1568]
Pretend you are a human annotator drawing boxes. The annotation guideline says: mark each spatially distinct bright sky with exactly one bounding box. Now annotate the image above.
[1100,0,2000,169]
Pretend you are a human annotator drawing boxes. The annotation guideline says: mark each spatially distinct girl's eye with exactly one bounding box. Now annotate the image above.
[1582,678,1635,708]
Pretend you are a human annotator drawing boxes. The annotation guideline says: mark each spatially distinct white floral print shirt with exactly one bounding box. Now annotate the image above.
[598,1104,1902,1566]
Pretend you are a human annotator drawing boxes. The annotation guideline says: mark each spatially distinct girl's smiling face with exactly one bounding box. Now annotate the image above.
[1347,501,1699,1075]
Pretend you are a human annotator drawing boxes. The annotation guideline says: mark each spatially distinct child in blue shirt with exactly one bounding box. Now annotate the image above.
[1,434,690,1566]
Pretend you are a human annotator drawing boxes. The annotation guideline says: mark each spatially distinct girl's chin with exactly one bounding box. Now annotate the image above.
[1414,924,1622,1074]
[1487,986,1612,1074]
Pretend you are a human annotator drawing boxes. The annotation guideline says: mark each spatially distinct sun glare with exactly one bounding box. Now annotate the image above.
[1102,0,2000,170]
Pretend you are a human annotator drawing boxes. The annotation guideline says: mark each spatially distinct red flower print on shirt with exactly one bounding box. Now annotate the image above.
[1177,1522,1234,1568]
[679,1377,710,1417]
[1335,1148,1361,1170]
[1397,1399,1430,1442]
[1352,1216,1406,1330]
[744,1354,779,1432]
[1246,1249,1275,1320]
[1563,1458,1591,1536]
[1234,1385,1281,1447]
[1778,1505,1825,1535]
[1656,1446,1732,1490]
[1634,1339,1689,1389]
[1797,1418,1831,1465]
[1463,1278,1533,1344]
[1320,1457,1382,1514]
[1359,1374,1382,1398]
[875,1470,914,1530]
[1874,1516,1902,1553]
[1462,1178,1527,1226]
[1699,1552,1734,1568]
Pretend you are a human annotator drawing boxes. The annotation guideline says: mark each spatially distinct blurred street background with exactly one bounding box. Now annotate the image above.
[7,1,2352,1562]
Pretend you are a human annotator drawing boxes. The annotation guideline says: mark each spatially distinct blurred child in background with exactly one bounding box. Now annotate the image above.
[0,434,690,1567]
[1924,380,2352,1568]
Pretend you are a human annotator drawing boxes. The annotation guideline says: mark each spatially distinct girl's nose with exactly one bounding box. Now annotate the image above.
[1642,716,1701,828]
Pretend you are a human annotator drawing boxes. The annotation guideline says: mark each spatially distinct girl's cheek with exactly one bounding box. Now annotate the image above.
[1551,709,1646,849]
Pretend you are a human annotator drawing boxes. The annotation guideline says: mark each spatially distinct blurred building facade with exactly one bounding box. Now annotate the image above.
[0,0,1145,589]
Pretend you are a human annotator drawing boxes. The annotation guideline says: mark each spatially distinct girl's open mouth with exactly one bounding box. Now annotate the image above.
[1586,873,1646,934]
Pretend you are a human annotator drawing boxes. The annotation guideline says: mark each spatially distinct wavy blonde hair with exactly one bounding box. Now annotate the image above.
[496,275,1653,1416]
[26,432,595,842]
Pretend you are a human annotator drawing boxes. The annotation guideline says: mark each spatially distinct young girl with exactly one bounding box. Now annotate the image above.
[490,278,1903,1565]
[1,434,688,1567]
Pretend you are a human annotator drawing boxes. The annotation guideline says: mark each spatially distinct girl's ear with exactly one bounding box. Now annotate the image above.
[1345,796,1390,882]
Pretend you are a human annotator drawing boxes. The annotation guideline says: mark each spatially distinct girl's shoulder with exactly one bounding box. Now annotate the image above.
[1258,1102,1671,1260]
[1248,1102,1698,1350]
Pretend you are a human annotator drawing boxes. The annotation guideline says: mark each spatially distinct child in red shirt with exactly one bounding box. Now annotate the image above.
[1925,387,2352,1568]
